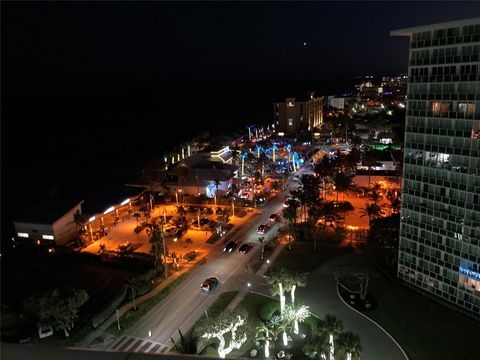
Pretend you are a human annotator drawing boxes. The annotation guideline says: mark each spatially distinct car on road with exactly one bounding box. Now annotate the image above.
[224,239,237,252]
[257,224,270,234]
[238,243,254,254]
[283,199,299,207]
[201,277,219,293]
[269,213,280,222]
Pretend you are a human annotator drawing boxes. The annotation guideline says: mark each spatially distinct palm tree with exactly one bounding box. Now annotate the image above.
[359,203,381,229]
[283,302,310,335]
[308,205,322,250]
[320,202,337,230]
[314,156,335,199]
[337,332,362,360]
[389,197,401,214]
[145,219,166,269]
[333,172,353,202]
[171,329,197,354]
[255,323,276,358]
[265,267,290,315]
[363,150,379,189]
[283,203,298,248]
[284,270,307,305]
[303,333,330,360]
[133,212,141,226]
[318,314,344,360]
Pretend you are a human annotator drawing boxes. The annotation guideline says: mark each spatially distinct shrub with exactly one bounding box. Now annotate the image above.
[259,301,279,321]
[134,224,146,233]
[184,251,198,262]
[92,286,128,328]
[304,315,319,336]
[126,280,151,299]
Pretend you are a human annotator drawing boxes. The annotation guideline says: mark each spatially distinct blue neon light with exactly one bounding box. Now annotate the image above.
[459,266,480,281]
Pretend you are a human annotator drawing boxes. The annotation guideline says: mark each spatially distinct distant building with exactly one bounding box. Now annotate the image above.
[198,145,233,164]
[273,92,323,134]
[14,198,84,246]
[381,74,408,100]
[392,18,480,317]
[128,154,238,198]
[327,96,345,110]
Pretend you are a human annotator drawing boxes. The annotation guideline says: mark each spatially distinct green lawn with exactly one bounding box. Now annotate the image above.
[272,242,352,272]
[105,270,192,336]
[368,275,480,360]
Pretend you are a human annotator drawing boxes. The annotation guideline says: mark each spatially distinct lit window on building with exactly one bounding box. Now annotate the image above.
[458,102,475,116]
[288,119,293,126]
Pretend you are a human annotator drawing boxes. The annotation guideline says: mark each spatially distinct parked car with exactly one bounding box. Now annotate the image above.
[201,277,219,293]
[174,229,185,241]
[224,239,237,253]
[199,218,209,226]
[257,224,270,234]
[238,243,253,254]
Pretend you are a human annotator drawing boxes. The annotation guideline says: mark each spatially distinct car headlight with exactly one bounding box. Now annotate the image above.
[223,248,226,251]
[229,249,232,252]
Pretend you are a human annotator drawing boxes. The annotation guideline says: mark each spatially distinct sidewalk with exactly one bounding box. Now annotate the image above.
[227,242,286,311]
[79,209,255,347]
[78,255,205,347]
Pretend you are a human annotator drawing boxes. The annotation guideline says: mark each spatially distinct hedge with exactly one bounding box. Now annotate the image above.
[304,315,319,336]
[259,301,279,321]
[91,286,128,328]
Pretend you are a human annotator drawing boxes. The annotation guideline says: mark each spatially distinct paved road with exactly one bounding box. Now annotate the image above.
[248,251,408,360]
[100,180,292,353]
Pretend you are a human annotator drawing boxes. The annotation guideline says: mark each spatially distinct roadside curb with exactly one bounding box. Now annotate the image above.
[335,282,410,360]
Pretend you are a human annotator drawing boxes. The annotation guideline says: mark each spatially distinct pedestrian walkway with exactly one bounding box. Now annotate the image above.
[79,255,205,348]
[107,335,170,354]
[227,242,286,311]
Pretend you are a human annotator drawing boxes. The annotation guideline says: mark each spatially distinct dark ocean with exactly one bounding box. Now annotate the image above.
[2,79,354,233]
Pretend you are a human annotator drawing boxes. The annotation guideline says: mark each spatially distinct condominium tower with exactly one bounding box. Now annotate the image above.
[392,18,480,317]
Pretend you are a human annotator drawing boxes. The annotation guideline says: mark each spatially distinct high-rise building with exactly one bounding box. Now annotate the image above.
[273,92,323,134]
[392,18,480,317]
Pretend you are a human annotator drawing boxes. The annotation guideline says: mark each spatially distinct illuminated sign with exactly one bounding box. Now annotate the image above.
[42,235,54,240]
[17,232,29,238]
[459,267,480,281]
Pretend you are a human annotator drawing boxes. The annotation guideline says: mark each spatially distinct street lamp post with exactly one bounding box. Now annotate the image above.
[266,259,270,270]
[175,191,179,207]
[247,283,251,294]
[232,198,235,217]
[161,227,168,279]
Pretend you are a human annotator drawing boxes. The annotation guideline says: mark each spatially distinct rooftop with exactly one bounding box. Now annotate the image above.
[14,197,84,225]
[391,17,480,36]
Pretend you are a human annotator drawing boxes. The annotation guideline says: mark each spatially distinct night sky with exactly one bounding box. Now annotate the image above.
[2,1,480,227]
[5,1,480,87]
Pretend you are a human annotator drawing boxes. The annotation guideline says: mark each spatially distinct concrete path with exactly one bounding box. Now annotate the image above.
[238,250,408,360]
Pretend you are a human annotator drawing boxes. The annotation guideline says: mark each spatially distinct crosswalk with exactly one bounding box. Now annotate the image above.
[109,335,171,354]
